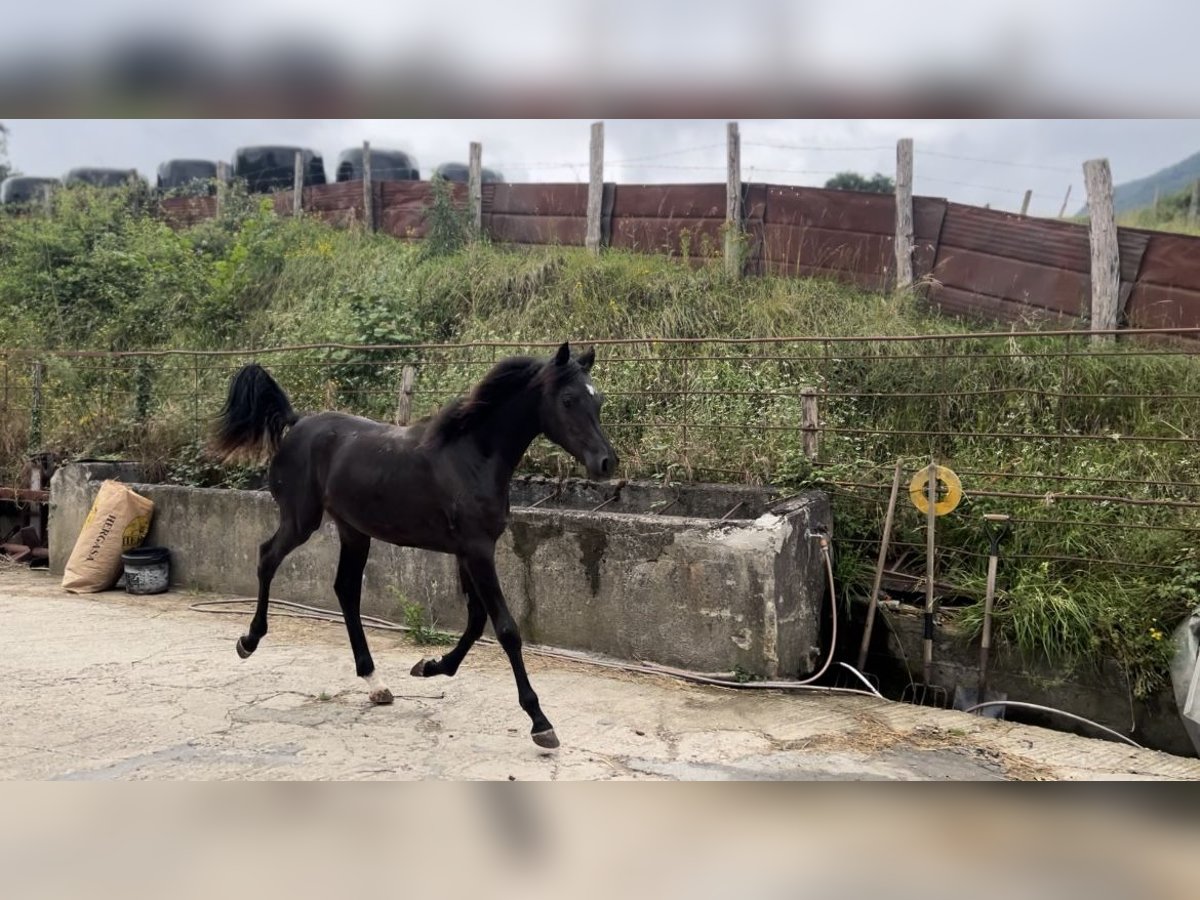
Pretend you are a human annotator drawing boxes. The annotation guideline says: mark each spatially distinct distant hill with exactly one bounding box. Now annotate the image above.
[1079,149,1200,215]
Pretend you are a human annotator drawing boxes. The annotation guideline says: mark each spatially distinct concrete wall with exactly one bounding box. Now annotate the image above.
[49,464,832,678]
[866,603,1196,758]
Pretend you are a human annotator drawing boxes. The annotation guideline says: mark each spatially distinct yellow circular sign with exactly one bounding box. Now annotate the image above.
[909,466,963,516]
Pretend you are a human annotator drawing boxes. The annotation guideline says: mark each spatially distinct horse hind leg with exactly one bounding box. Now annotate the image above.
[331,520,390,704]
[236,504,319,659]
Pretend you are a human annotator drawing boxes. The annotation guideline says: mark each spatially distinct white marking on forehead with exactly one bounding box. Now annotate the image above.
[586,384,596,396]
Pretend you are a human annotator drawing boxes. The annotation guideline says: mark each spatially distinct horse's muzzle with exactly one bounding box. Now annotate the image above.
[586,451,616,480]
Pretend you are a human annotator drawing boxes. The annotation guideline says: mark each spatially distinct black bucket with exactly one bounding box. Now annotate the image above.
[121,546,171,595]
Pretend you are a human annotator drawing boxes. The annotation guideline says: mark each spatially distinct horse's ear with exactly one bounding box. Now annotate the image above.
[578,346,595,372]
[554,342,570,366]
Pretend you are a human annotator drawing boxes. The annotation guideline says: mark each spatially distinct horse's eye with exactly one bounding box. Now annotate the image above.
[562,395,575,408]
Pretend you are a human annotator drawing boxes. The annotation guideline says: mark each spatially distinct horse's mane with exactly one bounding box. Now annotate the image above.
[422,355,566,446]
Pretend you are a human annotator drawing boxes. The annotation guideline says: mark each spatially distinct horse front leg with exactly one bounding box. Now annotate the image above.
[462,545,557,749]
[410,556,487,679]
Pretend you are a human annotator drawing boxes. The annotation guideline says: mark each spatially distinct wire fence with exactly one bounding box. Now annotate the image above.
[2,327,1198,586]
[486,130,1078,217]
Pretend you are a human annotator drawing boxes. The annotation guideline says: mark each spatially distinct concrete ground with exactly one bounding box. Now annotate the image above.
[2,567,1198,781]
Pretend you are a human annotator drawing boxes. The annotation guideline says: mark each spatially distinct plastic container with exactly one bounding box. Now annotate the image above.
[121,546,171,595]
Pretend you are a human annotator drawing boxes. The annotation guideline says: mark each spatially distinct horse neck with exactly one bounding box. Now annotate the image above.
[471,388,543,486]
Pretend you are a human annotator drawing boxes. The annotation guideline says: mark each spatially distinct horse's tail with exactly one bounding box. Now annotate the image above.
[211,363,299,462]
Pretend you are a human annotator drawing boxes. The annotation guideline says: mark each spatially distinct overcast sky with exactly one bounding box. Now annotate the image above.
[5,119,1200,217]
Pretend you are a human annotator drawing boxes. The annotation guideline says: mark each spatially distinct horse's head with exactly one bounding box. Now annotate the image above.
[540,342,618,480]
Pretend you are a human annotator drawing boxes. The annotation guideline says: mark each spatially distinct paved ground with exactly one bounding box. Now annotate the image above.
[2,567,1199,780]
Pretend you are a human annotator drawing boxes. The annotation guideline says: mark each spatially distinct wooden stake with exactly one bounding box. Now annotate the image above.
[923,460,937,687]
[216,161,229,217]
[857,459,905,671]
[800,387,819,461]
[586,121,604,254]
[725,122,742,279]
[362,140,374,232]
[1083,158,1121,342]
[292,151,303,216]
[395,365,416,425]
[894,138,914,290]
[1058,184,1072,218]
[468,141,482,237]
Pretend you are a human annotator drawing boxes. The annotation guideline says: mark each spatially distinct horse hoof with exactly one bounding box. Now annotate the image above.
[410,658,434,677]
[369,687,394,705]
[532,728,560,749]
[236,636,254,659]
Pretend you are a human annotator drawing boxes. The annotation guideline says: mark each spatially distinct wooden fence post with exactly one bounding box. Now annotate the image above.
[1058,184,1072,218]
[395,365,416,425]
[41,183,53,216]
[1152,187,1160,220]
[725,122,742,278]
[1083,158,1121,342]
[1190,179,1200,228]
[468,142,482,238]
[29,360,43,453]
[293,151,304,216]
[362,140,374,232]
[586,121,604,254]
[1019,189,1032,216]
[800,387,819,461]
[216,161,229,217]
[894,137,914,291]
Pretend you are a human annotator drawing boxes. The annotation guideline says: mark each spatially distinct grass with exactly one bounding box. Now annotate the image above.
[392,589,457,647]
[2,185,1199,697]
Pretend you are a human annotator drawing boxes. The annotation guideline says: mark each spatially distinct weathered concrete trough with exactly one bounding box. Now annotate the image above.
[49,464,832,679]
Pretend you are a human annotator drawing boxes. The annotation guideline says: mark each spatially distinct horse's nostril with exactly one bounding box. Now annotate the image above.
[599,456,612,476]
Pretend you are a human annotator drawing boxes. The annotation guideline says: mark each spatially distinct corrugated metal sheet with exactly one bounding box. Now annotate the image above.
[483,184,731,253]
[379,181,465,239]
[741,183,768,276]
[927,285,1088,328]
[158,196,217,227]
[939,203,1093,271]
[1126,283,1200,329]
[932,247,1090,316]
[488,184,588,217]
[1124,232,1200,330]
[483,184,587,245]
[912,197,947,280]
[610,184,725,219]
[488,214,586,246]
[765,186,893,233]
[761,226,892,277]
[610,217,722,256]
[606,184,726,257]
[1134,232,1200,287]
[928,204,1153,328]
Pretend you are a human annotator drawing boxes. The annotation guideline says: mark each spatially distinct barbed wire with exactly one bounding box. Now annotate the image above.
[744,141,892,153]
[918,149,1076,174]
[915,175,1034,197]
[608,144,725,165]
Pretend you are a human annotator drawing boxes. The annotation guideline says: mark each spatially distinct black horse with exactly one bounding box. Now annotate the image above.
[213,343,617,748]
